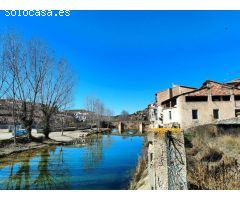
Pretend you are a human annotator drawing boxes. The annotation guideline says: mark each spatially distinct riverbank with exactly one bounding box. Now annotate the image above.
[130,135,150,190]
[0,141,48,158]
[0,129,97,158]
[130,153,150,190]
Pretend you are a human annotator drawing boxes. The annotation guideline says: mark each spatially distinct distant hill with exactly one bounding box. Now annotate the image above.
[114,108,148,122]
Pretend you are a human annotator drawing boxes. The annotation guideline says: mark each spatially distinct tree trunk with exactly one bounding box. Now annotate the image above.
[12,100,17,145]
[13,123,16,145]
[43,114,51,139]
[26,124,33,139]
[61,116,64,136]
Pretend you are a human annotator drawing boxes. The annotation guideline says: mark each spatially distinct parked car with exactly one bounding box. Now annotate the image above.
[12,129,27,137]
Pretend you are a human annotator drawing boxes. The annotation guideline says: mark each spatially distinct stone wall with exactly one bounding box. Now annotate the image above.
[156,86,195,106]
[147,132,187,190]
[156,89,170,105]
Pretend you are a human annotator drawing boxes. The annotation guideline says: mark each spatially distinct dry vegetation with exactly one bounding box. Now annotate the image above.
[185,125,240,190]
[130,141,149,190]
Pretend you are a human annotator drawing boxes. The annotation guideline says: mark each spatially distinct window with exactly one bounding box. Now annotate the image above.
[186,96,208,102]
[235,109,240,117]
[235,95,240,101]
[154,109,157,120]
[169,111,172,120]
[212,96,230,101]
[165,101,170,108]
[192,109,198,120]
[150,153,153,162]
[212,96,221,101]
[213,109,219,119]
[222,96,230,101]
[171,99,177,107]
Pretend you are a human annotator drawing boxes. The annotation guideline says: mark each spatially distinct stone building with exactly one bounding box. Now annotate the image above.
[148,85,196,128]
[149,79,240,129]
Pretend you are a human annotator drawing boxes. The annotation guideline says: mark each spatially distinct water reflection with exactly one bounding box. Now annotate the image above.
[82,135,104,172]
[34,147,70,189]
[34,148,56,189]
[2,150,37,189]
[0,135,144,190]
[0,147,70,189]
[110,129,138,135]
[82,135,114,172]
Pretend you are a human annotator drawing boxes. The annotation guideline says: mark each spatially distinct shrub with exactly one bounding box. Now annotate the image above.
[200,147,223,162]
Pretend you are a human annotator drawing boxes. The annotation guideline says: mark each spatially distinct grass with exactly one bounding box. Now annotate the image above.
[200,147,223,162]
[217,135,240,152]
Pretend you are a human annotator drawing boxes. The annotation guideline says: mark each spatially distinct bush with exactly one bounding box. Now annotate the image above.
[188,157,240,190]
[184,132,194,148]
[200,148,223,162]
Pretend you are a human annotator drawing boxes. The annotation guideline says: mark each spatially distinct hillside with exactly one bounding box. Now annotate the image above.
[114,108,149,122]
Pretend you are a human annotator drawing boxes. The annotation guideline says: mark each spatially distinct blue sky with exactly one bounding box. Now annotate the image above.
[1,11,240,114]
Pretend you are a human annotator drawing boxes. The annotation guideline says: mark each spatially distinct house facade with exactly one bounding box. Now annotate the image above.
[148,79,240,129]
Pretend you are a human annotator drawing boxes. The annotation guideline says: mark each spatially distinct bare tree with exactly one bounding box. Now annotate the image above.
[17,39,50,138]
[60,112,66,136]
[60,109,71,136]
[1,32,51,139]
[0,42,8,98]
[40,58,74,138]
[84,97,106,130]
[120,110,129,121]
[1,31,74,141]
[95,100,105,131]
[84,96,98,129]
[1,32,25,144]
[105,108,114,128]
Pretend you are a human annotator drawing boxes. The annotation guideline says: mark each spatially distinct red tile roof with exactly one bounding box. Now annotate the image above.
[186,81,239,96]
[160,79,240,104]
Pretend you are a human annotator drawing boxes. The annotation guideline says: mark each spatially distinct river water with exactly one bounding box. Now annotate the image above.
[0,134,144,190]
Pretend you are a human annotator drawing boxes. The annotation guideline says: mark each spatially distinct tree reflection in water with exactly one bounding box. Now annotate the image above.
[33,147,70,189]
[33,148,56,189]
[103,135,113,149]
[1,146,70,190]
[82,135,104,172]
[2,150,35,190]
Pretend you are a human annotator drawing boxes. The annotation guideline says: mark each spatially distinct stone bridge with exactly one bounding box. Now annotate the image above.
[147,131,187,190]
[113,121,147,134]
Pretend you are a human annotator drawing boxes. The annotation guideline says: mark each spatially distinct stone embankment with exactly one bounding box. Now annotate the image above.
[131,131,187,190]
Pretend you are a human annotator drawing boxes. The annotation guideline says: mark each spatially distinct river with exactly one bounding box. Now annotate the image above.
[0,134,144,190]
